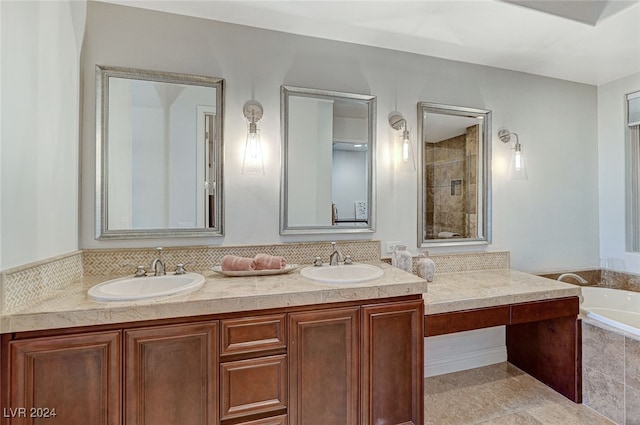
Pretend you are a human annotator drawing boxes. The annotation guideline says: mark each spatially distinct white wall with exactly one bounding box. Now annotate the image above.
[79,2,600,273]
[598,72,640,274]
[0,1,86,270]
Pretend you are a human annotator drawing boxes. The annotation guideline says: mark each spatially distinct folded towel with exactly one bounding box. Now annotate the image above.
[221,255,256,271]
[438,231,461,238]
[254,253,286,270]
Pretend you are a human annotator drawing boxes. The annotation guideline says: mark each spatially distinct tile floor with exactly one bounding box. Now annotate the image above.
[425,363,615,424]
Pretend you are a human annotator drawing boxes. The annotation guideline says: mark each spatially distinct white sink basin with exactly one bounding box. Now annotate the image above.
[88,272,205,302]
[300,263,383,284]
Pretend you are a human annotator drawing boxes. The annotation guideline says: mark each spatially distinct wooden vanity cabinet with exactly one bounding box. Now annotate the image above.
[289,299,424,425]
[5,331,121,425]
[1,295,424,425]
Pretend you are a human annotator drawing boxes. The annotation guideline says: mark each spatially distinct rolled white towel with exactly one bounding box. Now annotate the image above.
[438,231,461,238]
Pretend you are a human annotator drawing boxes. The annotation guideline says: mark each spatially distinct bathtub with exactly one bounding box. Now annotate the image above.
[581,286,640,337]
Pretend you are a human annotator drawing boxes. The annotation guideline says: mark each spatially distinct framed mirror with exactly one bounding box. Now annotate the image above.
[96,65,224,239]
[417,102,492,246]
[280,86,376,234]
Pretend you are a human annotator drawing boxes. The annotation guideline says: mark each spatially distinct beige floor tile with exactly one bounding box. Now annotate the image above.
[425,362,615,425]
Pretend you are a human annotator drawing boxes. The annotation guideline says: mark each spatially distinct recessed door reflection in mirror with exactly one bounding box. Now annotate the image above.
[281,86,376,234]
[96,66,224,239]
[418,102,491,246]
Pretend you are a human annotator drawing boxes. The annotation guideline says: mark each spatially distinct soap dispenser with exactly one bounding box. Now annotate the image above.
[392,245,413,273]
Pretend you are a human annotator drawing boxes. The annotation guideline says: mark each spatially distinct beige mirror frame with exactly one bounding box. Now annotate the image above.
[280,85,376,235]
[96,65,224,239]
[417,102,492,247]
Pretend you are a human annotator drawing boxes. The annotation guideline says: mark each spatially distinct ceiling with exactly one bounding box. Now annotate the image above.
[100,0,640,85]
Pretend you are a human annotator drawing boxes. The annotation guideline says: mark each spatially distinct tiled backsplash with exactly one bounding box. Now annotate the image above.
[1,241,510,312]
[83,240,381,275]
[382,251,510,274]
[2,251,83,312]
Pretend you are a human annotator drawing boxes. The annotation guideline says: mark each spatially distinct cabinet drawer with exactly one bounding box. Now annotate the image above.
[425,306,510,336]
[221,314,286,356]
[510,297,579,324]
[234,414,288,425]
[221,354,288,420]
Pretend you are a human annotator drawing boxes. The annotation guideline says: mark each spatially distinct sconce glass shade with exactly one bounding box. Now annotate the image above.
[389,112,415,173]
[499,128,528,181]
[242,122,264,175]
[399,128,416,172]
[508,142,527,181]
[242,100,264,175]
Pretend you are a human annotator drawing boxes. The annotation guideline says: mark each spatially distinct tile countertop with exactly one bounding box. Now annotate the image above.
[0,262,426,334]
[425,269,581,315]
[0,266,581,334]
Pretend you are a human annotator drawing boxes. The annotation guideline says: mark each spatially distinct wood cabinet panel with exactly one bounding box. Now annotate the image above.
[425,305,510,337]
[124,322,218,425]
[288,307,360,425]
[221,354,287,420]
[221,314,286,357]
[234,414,288,425]
[507,316,582,402]
[8,331,121,425]
[362,300,424,425]
[510,297,579,324]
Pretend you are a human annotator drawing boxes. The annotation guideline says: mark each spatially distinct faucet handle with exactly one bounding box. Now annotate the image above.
[343,255,353,265]
[313,257,323,267]
[123,264,147,277]
[174,262,195,275]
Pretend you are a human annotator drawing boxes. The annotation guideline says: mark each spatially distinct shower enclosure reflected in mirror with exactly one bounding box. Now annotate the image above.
[96,65,224,239]
[280,86,376,234]
[417,102,491,246]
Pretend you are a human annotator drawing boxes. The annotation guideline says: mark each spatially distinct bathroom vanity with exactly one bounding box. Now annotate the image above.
[0,264,425,425]
[424,269,582,403]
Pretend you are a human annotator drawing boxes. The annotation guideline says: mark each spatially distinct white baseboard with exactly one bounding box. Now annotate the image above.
[424,346,507,377]
[424,326,507,377]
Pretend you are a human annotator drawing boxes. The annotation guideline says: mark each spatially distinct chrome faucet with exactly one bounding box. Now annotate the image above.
[329,242,342,266]
[150,247,166,276]
[557,272,588,284]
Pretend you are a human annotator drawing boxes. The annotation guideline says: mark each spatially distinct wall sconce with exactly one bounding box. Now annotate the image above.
[242,100,264,175]
[389,112,415,172]
[499,128,528,181]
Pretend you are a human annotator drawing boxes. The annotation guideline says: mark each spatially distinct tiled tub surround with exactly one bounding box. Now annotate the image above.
[540,268,640,292]
[543,267,640,423]
[582,321,640,424]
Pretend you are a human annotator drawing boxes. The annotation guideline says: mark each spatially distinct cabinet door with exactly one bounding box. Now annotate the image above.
[288,307,360,425]
[125,322,218,425]
[362,299,424,425]
[8,331,121,425]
